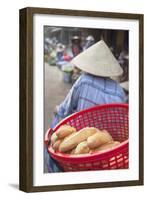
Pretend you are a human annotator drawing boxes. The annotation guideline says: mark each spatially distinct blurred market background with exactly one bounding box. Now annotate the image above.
[44,26,129,133]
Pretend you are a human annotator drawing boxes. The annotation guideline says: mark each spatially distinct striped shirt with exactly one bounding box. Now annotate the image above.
[51,73,126,128]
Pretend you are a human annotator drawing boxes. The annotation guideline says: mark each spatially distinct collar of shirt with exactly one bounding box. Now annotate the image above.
[74,73,124,98]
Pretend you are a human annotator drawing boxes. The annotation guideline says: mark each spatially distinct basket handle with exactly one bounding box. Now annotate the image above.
[44,128,54,147]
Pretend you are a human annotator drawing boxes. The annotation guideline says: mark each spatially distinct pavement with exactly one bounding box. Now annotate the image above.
[44,63,72,132]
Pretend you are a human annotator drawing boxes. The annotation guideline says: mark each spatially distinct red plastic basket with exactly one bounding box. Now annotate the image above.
[45,103,129,172]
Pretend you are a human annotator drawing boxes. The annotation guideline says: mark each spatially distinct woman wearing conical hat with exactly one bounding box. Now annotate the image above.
[46,40,127,172]
[51,40,126,126]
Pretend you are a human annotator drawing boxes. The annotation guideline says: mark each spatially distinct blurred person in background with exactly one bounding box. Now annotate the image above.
[83,35,95,50]
[118,47,129,82]
[46,40,127,172]
[71,66,81,84]
[71,35,83,57]
[70,35,83,83]
[55,43,66,68]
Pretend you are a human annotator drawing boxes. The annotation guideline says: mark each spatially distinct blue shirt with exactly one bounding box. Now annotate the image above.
[51,73,126,127]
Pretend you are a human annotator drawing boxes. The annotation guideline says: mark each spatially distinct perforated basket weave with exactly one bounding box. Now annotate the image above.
[45,103,129,172]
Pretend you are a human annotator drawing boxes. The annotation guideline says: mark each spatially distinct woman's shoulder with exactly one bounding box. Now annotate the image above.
[105,79,126,99]
[73,73,92,85]
[75,73,109,88]
[74,74,124,97]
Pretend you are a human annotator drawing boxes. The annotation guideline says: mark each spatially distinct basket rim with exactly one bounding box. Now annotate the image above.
[53,103,128,132]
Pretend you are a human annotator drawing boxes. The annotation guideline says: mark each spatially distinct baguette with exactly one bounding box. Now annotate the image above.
[87,129,113,149]
[52,140,63,151]
[90,141,120,153]
[69,148,76,154]
[55,125,76,139]
[50,132,58,145]
[59,127,98,152]
[74,141,90,154]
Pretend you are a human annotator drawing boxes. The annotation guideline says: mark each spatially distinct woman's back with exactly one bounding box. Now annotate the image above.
[73,73,126,112]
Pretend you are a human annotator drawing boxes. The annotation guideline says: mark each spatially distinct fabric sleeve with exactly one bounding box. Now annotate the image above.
[50,82,81,128]
[56,84,80,118]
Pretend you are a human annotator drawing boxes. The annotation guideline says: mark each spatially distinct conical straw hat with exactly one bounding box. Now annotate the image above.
[71,40,123,77]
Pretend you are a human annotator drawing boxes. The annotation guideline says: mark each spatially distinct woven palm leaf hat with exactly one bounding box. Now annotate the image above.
[71,40,123,77]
